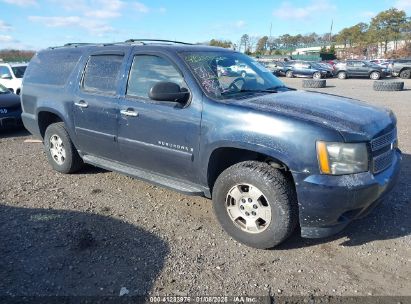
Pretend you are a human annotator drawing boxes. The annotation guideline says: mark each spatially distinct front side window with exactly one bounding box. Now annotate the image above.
[181,51,284,100]
[127,55,186,98]
[82,54,124,94]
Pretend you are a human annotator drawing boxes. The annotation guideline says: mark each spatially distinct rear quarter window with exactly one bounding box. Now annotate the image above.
[24,49,82,86]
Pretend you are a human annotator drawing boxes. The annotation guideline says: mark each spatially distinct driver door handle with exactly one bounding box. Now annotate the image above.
[120,108,139,117]
[74,100,88,108]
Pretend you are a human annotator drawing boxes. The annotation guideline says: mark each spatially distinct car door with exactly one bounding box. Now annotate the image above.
[73,52,126,160]
[356,62,369,77]
[346,61,357,76]
[117,52,202,182]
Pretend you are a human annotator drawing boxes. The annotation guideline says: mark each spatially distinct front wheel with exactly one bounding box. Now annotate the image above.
[313,72,322,79]
[370,71,381,80]
[44,122,83,174]
[212,161,298,249]
[285,70,293,78]
[337,71,347,79]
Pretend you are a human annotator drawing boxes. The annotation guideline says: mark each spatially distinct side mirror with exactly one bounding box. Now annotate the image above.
[149,82,190,103]
[1,74,12,80]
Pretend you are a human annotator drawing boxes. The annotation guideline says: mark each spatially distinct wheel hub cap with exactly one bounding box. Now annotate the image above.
[49,134,66,165]
[226,184,272,234]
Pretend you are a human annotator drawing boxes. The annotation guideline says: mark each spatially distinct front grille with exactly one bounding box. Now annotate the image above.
[371,129,396,152]
[371,128,397,174]
[373,149,395,173]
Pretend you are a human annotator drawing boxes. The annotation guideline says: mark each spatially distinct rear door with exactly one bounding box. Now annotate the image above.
[117,51,202,182]
[73,52,126,160]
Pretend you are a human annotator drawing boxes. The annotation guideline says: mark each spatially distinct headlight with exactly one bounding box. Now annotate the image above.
[316,141,369,175]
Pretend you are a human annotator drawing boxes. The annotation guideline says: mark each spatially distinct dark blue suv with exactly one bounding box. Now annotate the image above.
[21,40,401,249]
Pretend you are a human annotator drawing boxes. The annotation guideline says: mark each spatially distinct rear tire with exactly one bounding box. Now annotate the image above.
[212,161,298,249]
[399,69,411,79]
[44,122,83,174]
[285,70,293,78]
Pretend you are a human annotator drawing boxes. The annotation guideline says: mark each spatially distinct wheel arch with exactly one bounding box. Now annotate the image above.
[206,146,293,194]
[37,108,66,139]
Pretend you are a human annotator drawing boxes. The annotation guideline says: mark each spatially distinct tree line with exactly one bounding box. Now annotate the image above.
[209,8,411,58]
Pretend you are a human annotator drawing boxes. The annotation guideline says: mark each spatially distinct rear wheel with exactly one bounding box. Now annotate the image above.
[44,122,83,174]
[337,71,347,79]
[370,71,381,80]
[212,161,298,249]
[285,70,293,78]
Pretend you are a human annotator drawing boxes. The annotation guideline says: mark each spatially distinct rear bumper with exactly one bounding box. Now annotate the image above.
[293,149,401,238]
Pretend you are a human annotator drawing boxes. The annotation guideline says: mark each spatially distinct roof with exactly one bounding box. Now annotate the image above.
[0,62,28,67]
[48,39,234,54]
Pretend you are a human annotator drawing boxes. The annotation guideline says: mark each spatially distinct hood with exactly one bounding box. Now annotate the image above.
[232,90,395,141]
[0,92,21,108]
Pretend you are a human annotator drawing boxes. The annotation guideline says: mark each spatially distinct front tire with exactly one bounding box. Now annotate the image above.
[370,71,381,80]
[44,122,83,174]
[337,71,347,79]
[313,72,322,79]
[212,161,298,249]
[285,70,293,78]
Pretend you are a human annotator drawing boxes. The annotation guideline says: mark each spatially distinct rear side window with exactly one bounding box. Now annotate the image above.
[82,55,124,94]
[24,49,82,85]
[127,55,185,98]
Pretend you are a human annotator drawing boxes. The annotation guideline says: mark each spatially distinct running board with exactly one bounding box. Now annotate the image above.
[82,155,206,196]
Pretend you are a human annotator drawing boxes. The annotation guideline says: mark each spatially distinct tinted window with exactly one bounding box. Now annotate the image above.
[11,66,26,78]
[82,55,124,94]
[24,49,82,85]
[127,55,185,98]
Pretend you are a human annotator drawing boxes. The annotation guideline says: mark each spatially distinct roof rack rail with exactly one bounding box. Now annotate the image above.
[125,39,193,45]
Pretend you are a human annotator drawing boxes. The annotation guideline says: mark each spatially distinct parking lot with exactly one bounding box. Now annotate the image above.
[0,78,410,297]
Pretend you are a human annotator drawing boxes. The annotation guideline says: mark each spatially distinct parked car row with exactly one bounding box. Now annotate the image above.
[259,58,411,80]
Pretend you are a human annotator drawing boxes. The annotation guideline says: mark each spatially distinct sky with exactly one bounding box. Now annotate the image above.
[1,0,411,50]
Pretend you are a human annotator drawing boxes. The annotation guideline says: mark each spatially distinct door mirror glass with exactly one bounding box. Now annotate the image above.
[149,81,190,103]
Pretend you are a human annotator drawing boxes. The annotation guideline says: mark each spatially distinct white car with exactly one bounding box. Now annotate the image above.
[0,63,28,95]
[229,63,257,78]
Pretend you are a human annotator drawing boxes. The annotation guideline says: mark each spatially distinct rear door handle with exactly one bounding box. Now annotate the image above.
[120,108,139,117]
[74,100,88,108]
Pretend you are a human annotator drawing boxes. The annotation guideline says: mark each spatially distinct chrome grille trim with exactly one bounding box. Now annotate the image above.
[373,149,394,174]
[371,129,396,152]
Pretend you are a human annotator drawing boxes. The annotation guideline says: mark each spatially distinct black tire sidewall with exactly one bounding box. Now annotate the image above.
[44,123,81,174]
[212,163,296,249]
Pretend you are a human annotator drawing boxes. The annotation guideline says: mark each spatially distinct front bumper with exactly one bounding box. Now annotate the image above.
[0,111,23,129]
[293,149,401,238]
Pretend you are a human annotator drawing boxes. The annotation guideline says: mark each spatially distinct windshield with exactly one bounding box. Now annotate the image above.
[0,83,10,94]
[181,51,285,99]
[11,66,27,78]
